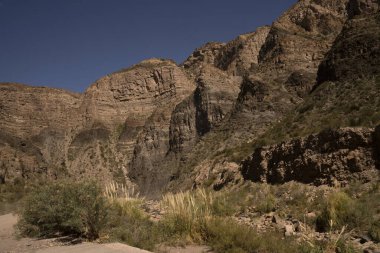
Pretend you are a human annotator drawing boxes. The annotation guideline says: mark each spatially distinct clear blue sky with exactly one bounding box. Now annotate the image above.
[0,0,295,92]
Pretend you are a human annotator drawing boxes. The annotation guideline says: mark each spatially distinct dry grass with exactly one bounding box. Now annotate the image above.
[161,188,214,218]
[104,181,141,202]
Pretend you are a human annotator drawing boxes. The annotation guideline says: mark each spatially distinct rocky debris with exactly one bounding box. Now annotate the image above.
[142,200,164,221]
[234,209,380,252]
[234,211,308,237]
[241,127,379,185]
[191,160,241,190]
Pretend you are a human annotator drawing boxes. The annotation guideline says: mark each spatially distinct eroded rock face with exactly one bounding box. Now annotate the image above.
[0,83,81,138]
[347,0,379,17]
[165,0,356,191]
[83,59,194,128]
[317,12,380,84]
[222,0,350,145]
[0,59,196,186]
[241,128,379,185]
[0,83,81,182]
[259,0,348,69]
[168,65,241,153]
[182,43,225,74]
[215,26,270,76]
[1,0,378,196]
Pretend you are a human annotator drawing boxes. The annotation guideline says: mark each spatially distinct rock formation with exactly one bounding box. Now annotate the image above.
[1,0,379,195]
[0,59,196,189]
[241,127,379,186]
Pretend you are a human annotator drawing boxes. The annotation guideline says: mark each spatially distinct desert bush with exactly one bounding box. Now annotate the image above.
[316,191,356,232]
[242,183,278,214]
[203,217,301,253]
[369,220,380,243]
[18,180,108,240]
[0,178,27,214]
[300,238,358,253]
[106,199,159,250]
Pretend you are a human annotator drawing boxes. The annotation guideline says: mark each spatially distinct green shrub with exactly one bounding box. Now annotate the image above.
[0,178,27,214]
[299,239,359,253]
[369,220,380,243]
[335,239,359,253]
[106,200,159,250]
[316,191,364,232]
[203,218,300,253]
[18,180,108,240]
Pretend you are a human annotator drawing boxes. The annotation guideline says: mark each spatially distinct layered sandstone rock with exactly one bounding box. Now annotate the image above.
[0,83,82,183]
[82,59,194,127]
[0,83,81,138]
[0,59,196,186]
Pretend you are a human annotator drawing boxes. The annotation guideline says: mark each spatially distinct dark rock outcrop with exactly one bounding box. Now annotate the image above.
[347,0,379,17]
[375,125,380,166]
[241,127,379,185]
[317,11,380,84]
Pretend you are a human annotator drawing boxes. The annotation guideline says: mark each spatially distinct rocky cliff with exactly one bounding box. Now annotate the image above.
[1,0,379,196]
[239,0,380,190]
[0,59,196,189]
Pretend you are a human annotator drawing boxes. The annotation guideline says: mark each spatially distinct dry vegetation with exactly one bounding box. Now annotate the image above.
[4,179,376,252]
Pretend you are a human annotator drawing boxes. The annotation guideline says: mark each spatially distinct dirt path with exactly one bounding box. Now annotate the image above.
[0,213,57,253]
[36,243,152,253]
[0,213,212,253]
[0,213,151,253]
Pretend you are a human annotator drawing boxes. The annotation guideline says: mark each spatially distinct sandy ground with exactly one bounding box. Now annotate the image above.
[0,213,150,253]
[0,213,211,253]
[0,213,58,253]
